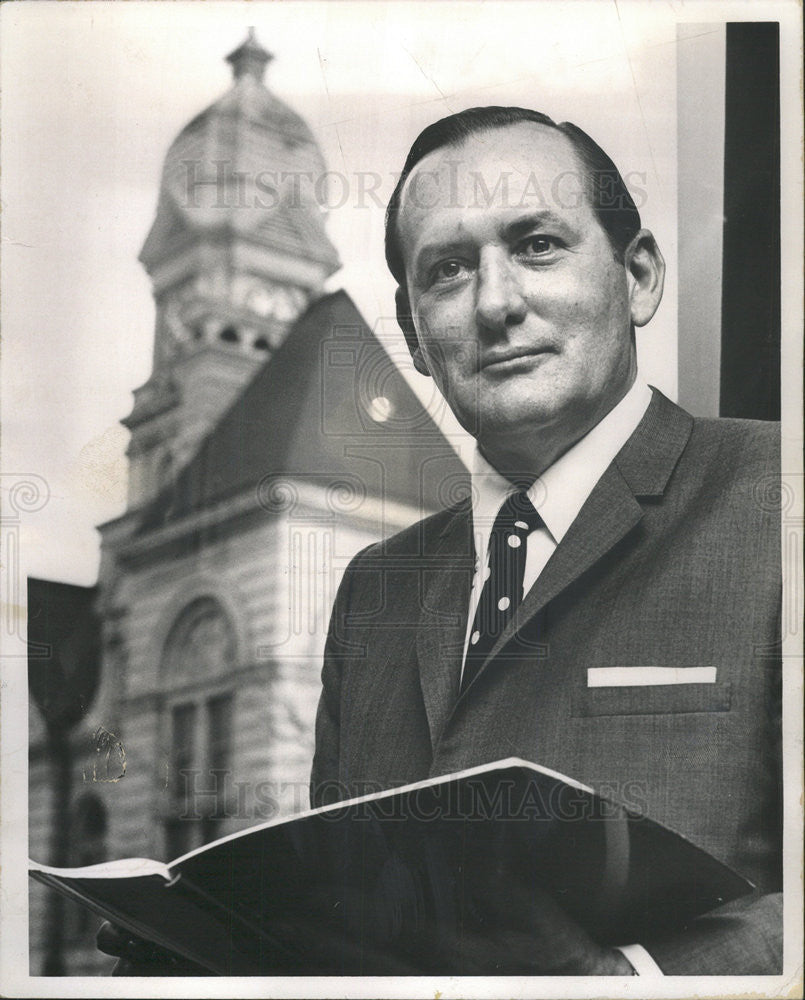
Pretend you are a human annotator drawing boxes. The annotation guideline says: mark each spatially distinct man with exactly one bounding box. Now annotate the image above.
[310,107,781,975]
[100,106,781,976]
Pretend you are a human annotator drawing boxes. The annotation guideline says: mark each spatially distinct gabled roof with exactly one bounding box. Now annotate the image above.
[138,290,468,533]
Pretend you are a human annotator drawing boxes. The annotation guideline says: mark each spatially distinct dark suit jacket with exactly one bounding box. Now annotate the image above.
[311,390,782,975]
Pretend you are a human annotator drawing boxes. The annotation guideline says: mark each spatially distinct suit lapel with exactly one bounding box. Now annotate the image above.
[508,462,643,631]
[416,501,475,746]
[469,390,695,679]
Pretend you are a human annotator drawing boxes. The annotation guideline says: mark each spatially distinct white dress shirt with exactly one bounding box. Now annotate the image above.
[462,378,653,661]
[461,377,663,976]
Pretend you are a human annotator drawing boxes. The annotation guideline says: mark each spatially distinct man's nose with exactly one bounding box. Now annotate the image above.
[475,248,527,334]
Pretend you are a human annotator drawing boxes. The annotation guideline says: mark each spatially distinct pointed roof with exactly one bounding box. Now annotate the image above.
[138,291,469,533]
[139,33,339,277]
[226,28,273,82]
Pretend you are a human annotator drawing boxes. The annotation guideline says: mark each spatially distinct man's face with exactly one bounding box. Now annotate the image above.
[396,123,646,451]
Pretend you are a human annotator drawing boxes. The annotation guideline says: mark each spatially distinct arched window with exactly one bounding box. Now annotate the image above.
[161,598,237,859]
[219,326,240,344]
[162,597,236,683]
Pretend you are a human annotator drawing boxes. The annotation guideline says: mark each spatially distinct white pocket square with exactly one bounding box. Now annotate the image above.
[587,666,717,687]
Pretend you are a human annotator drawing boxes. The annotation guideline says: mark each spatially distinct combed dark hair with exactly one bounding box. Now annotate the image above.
[384,106,641,285]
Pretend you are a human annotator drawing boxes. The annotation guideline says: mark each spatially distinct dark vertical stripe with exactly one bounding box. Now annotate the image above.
[720,22,780,420]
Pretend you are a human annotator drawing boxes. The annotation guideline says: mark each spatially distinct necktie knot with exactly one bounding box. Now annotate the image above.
[461,490,542,694]
[494,490,542,536]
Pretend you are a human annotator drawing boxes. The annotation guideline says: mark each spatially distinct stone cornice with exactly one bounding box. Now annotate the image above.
[110,476,431,569]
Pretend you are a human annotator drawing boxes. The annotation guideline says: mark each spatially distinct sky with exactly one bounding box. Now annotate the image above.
[1,0,685,586]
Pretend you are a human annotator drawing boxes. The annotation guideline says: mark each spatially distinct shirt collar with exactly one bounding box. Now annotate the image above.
[470,380,653,558]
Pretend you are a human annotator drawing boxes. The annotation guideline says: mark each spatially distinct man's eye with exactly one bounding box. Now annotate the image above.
[517,235,559,257]
[433,260,466,282]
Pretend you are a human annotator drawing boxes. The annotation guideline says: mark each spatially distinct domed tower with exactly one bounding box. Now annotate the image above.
[124,30,341,506]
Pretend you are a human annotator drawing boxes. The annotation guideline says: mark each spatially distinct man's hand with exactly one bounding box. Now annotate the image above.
[285,876,636,975]
[430,884,635,975]
[96,882,638,977]
[420,855,638,976]
[96,922,211,976]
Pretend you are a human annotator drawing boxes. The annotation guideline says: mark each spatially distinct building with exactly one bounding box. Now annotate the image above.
[28,31,467,975]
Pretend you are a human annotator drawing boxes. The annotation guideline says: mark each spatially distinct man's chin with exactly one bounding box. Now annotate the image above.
[448,383,583,443]
[475,400,567,437]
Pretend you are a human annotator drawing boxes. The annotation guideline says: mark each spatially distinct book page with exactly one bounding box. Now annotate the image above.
[29,858,171,882]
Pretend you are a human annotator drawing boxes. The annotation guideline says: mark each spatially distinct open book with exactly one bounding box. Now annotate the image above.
[30,757,752,975]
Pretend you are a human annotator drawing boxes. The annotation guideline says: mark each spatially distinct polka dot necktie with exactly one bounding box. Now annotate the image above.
[461,490,543,694]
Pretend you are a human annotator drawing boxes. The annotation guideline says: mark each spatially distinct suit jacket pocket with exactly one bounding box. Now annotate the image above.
[571,679,732,717]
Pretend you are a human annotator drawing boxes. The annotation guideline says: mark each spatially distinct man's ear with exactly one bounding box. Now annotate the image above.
[624,229,665,327]
[395,286,431,376]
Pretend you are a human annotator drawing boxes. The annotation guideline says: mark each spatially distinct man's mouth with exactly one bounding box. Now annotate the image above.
[479,348,554,372]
